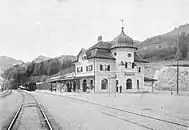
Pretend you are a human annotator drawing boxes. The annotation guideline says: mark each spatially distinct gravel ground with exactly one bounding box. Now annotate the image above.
[0,90,22,129]
[0,90,12,98]
[37,90,189,130]
[32,92,147,130]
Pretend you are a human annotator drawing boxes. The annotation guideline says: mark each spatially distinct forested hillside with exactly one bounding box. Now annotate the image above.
[1,55,76,89]
[138,24,189,61]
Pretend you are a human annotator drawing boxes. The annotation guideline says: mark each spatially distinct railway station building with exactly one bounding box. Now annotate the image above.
[48,26,147,93]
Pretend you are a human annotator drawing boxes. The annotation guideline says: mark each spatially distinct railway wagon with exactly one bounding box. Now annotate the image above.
[26,82,36,91]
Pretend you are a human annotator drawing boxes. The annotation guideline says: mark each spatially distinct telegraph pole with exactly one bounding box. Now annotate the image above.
[176,60,179,95]
[176,32,180,95]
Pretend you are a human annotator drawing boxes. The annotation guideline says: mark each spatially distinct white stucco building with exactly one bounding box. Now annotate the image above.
[70,27,147,93]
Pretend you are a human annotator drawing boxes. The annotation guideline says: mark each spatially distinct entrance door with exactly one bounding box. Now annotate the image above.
[66,83,71,92]
[73,81,76,92]
[90,80,93,90]
[137,80,139,89]
[83,79,87,92]
[126,79,132,89]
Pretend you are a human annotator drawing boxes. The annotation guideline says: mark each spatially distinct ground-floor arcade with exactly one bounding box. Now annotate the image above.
[48,73,145,93]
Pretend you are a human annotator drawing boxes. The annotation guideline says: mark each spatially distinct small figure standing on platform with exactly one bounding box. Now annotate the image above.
[119,85,122,93]
[116,86,118,92]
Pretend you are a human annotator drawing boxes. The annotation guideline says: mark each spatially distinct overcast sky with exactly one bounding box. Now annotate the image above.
[0,0,189,62]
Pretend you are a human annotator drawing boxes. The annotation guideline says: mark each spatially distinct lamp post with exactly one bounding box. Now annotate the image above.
[108,76,111,96]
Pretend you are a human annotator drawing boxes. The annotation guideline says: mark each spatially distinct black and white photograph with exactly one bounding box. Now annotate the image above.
[0,0,189,129]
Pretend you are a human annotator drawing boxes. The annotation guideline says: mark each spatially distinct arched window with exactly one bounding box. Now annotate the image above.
[126,79,132,89]
[101,78,108,90]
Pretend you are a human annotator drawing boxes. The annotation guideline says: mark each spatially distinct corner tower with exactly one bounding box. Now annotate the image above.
[111,26,137,71]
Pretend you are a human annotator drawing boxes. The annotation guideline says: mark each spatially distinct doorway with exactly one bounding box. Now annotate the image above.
[73,81,76,92]
[83,79,87,92]
[126,79,132,89]
[137,80,139,89]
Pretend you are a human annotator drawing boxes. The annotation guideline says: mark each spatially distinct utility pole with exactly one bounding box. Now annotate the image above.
[176,60,179,95]
[176,32,180,95]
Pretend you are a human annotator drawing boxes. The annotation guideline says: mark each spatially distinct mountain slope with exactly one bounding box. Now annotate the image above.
[33,55,50,63]
[57,55,76,63]
[138,24,189,61]
[0,56,22,72]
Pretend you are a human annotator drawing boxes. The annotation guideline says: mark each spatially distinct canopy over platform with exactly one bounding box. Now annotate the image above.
[144,77,157,82]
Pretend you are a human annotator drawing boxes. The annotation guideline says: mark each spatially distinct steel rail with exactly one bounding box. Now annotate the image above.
[102,112,153,130]
[7,91,53,130]
[26,92,53,130]
[7,91,24,130]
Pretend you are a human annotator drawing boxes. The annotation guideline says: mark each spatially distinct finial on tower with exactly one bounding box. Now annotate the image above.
[121,19,124,31]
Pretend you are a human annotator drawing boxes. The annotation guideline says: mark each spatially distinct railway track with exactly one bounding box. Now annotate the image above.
[41,91,189,130]
[5,90,53,130]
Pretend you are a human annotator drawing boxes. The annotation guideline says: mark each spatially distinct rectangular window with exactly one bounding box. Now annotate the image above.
[90,65,93,71]
[86,65,93,71]
[100,64,103,71]
[125,62,127,68]
[138,67,141,72]
[77,66,83,72]
[107,65,110,71]
[132,63,134,68]
[100,64,110,71]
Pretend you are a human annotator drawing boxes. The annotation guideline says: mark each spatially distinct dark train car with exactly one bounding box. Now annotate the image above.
[26,82,36,91]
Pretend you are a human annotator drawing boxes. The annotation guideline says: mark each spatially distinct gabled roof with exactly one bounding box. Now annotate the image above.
[88,41,112,50]
[73,41,116,63]
[86,48,115,60]
[72,28,147,63]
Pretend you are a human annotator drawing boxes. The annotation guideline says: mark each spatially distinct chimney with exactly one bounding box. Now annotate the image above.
[98,36,102,42]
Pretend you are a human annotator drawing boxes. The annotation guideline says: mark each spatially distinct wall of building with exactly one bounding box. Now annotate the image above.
[111,48,136,69]
[75,58,94,77]
[94,58,116,92]
[73,47,145,93]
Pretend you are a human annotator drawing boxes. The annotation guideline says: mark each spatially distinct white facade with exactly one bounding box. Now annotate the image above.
[74,49,144,93]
